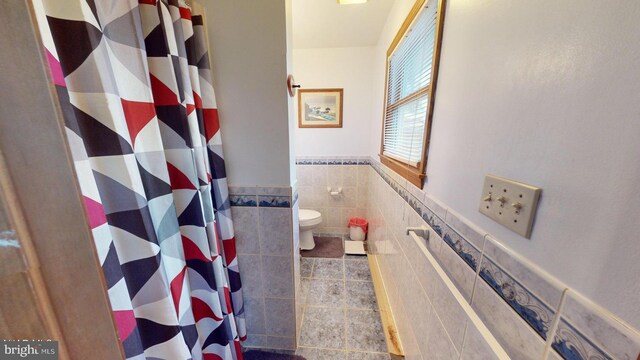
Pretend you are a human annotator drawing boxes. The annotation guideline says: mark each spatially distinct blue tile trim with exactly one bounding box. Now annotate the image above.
[370,159,561,343]
[258,195,291,208]
[442,226,482,271]
[479,256,555,339]
[295,157,370,165]
[229,195,257,207]
[552,319,612,360]
[421,206,445,237]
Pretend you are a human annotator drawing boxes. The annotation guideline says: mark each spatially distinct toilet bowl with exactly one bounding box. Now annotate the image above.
[299,209,322,250]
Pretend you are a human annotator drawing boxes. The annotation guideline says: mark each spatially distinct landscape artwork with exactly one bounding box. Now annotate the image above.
[298,88,343,128]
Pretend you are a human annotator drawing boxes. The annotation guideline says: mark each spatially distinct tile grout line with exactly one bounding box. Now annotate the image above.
[304,277,372,282]
[297,344,389,354]
[343,257,348,352]
[256,204,268,345]
[297,245,386,356]
[369,158,579,352]
[297,257,315,347]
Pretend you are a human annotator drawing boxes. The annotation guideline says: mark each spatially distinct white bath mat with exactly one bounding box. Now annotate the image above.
[344,240,366,255]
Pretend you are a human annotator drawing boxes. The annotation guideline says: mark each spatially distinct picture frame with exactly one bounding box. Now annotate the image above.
[297,88,343,128]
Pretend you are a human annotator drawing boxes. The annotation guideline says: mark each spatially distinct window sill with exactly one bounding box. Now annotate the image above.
[379,154,425,189]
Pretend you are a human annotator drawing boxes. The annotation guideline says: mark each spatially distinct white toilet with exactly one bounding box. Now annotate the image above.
[299,209,322,250]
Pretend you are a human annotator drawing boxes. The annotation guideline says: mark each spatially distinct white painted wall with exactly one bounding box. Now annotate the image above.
[286,0,297,186]
[293,47,375,157]
[370,0,640,328]
[204,0,293,187]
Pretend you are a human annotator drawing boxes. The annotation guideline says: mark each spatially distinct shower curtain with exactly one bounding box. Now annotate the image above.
[34,0,245,359]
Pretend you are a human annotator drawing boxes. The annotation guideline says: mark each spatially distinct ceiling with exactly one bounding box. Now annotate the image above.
[292,0,395,49]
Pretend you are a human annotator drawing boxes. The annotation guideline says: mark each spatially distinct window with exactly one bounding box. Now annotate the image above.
[380,0,446,188]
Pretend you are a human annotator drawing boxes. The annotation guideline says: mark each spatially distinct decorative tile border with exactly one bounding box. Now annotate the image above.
[556,290,640,360]
[443,227,482,272]
[367,156,640,360]
[552,319,612,360]
[229,186,293,208]
[479,256,555,339]
[229,195,257,207]
[258,195,291,208]
[422,206,445,237]
[369,158,556,342]
[229,157,640,360]
[295,157,370,166]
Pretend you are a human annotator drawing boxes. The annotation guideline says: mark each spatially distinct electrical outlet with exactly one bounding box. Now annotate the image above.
[479,175,541,238]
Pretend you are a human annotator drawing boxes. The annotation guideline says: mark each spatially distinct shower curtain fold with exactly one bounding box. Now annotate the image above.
[33,0,245,359]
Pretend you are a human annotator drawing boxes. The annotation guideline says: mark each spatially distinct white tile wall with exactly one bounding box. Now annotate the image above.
[296,164,368,235]
[234,159,640,358]
[471,279,546,359]
[366,157,640,360]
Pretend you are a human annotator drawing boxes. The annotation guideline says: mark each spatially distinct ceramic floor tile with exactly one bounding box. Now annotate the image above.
[299,307,346,349]
[312,258,345,280]
[346,351,390,360]
[296,346,347,360]
[346,309,387,352]
[306,278,345,308]
[301,257,314,278]
[299,277,311,304]
[345,259,371,281]
[345,280,377,310]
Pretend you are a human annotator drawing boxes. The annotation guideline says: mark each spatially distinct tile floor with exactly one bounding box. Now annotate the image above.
[295,255,390,359]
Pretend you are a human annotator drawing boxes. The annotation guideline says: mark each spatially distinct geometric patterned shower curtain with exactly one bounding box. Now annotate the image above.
[33,1,245,358]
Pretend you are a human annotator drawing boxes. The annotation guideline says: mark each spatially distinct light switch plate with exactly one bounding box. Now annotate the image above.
[479,175,541,238]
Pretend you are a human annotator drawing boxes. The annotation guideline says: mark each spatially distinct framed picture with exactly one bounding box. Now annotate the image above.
[298,88,343,128]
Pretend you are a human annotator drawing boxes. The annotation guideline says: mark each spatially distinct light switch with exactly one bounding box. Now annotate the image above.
[479,174,541,238]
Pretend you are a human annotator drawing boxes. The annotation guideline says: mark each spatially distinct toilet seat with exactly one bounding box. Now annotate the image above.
[299,209,322,227]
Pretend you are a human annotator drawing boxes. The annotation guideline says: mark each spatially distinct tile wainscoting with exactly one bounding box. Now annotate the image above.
[363,157,640,360]
[229,185,301,350]
[239,159,640,358]
[295,157,371,236]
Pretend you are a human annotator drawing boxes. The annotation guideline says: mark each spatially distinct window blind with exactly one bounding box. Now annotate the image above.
[383,2,438,166]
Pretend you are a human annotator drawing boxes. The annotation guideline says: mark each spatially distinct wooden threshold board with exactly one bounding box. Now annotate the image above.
[368,254,404,357]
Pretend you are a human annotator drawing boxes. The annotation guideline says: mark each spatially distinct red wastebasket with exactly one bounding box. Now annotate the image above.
[347,217,368,241]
